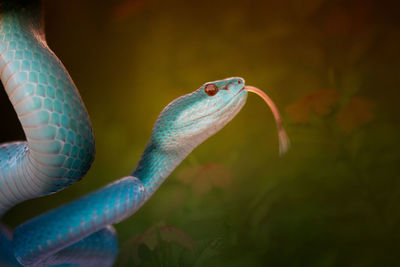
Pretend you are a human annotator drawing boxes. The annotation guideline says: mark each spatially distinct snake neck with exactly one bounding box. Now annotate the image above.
[132,141,190,198]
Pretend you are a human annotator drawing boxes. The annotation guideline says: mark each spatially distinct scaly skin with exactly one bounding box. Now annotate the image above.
[0,0,95,215]
[1,1,256,266]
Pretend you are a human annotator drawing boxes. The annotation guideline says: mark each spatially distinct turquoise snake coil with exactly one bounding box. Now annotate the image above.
[0,1,288,266]
[0,0,95,211]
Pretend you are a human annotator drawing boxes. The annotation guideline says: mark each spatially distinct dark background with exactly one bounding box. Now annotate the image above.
[1,0,400,266]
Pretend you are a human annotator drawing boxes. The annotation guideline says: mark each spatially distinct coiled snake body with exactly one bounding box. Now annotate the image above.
[0,1,288,266]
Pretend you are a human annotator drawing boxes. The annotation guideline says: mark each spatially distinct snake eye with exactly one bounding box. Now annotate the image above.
[204,84,218,96]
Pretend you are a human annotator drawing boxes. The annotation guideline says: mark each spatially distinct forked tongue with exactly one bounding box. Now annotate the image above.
[244,86,290,156]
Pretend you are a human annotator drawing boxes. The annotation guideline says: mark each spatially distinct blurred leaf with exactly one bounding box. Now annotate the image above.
[285,89,339,123]
[177,163,233,195]
[285,97,311,123]
[120,222,196,265]
[310,89,339,115]
[193,238,223,267]
[336,96,375,133]
[160,226,197,252]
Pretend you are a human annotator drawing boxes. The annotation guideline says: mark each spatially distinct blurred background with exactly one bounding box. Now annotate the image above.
[1,0,400,266]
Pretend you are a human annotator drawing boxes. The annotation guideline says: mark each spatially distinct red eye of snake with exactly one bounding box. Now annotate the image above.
[204,84,218,96]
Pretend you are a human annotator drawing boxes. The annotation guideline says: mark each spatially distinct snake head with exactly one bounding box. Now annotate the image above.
[151,77,248,153]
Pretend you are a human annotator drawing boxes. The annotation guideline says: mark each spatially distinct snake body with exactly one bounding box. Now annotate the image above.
[0,0,95,213]
[0,1,255,266]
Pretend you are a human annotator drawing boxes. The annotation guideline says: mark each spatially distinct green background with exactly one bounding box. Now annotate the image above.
[1,0,399,266]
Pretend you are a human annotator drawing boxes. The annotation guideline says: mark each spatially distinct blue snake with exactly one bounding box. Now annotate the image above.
[0,1,289,266]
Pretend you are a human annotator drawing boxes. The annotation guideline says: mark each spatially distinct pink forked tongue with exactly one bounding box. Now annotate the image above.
[244,86,290,156]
